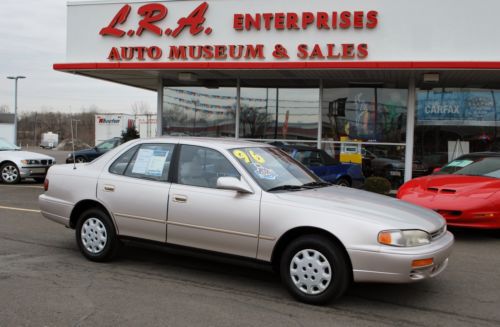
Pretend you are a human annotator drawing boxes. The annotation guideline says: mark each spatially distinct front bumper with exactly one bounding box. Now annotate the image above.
[349,231,454,283]
[19,166,52,179]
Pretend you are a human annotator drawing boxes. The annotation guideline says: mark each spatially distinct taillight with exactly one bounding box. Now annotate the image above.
[44,179,49,191]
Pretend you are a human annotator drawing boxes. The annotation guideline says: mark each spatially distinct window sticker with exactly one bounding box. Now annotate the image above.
[447,159,473,168]
[132,148,170,176]
[233,149,266,164]
[252,163,277,180]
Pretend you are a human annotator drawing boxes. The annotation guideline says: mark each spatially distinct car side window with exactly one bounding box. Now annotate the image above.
[109,145,139,175]
[177,145,240,188]
[121,143,175,182]
[97,140,116,151]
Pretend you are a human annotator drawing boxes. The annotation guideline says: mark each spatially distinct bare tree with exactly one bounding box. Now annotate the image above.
[0,104,10,113]
[131,101,152,115]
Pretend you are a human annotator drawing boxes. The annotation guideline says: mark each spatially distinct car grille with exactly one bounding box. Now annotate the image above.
[430,225,447,240]
[40,160,53,165]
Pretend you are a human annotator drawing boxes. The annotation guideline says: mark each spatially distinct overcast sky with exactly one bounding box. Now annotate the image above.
[0,0,156,115]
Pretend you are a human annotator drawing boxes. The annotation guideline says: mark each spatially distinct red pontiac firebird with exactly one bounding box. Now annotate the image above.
[397,152,500,229]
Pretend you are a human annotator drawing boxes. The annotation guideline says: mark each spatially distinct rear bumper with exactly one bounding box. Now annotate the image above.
[349,231,454,283]
[39,194,73,227]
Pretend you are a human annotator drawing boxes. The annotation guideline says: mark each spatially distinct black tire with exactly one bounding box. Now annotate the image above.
[0,162,21,184]
[280,235,350,305]
[336,178,351,187]
[75,208,120,262]
[75,156,87,163]
[34,177,45,183]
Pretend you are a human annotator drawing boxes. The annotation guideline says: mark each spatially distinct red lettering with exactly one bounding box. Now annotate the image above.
[286,13,299,29]
[233,14,244,30]
[245,13,261,30]
[229,45,244,59]
[342,44,355,58]
[202,45,214,59]
[107,47,121,60]
[316,12,330,29]
[331,12,338,29]
[353,11,364,29]
[302,12,314,29]
[169,46,187,60]
[135,46,146,60]
[297,44,308,59]
[357,43,368,59]
[310,44,325,59]
[339,11,351,29]
[136,4,167,36]
[262,13,273,30]
[189,46,203,59]
[327,44,341,58]
[100,4,131,37]
[366,10,378,28]
[214,45,227,59]
[244,44,265,59]
[120,47,134,60]
[274,13,285,29]
[148,46,162,60]
[172,2,208,37]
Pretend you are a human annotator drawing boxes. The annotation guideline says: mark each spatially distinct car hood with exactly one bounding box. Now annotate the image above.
[413,174,500,195]
[272,186,445,232]
[0,150,54,161]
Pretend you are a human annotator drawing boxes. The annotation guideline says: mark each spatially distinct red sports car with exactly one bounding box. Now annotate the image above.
[397,152,500,229]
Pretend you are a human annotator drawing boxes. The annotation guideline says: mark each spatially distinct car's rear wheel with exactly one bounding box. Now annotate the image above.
[1,162,20,184]
[76,208,119,262]
[280,235,350,305]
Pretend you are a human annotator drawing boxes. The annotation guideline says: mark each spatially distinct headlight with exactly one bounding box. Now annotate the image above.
[67,153,72,158]
[378,229,431,247]
[20,159,40,165]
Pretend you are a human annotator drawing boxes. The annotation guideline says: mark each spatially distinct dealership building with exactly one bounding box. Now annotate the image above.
[56,0,500,185]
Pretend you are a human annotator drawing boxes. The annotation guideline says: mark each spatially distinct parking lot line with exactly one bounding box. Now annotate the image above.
[0,185,44,189]
[0,205,41,213]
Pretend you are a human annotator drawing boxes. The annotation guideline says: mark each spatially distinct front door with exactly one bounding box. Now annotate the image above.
[97,143,175,242]
[167,145,260,258]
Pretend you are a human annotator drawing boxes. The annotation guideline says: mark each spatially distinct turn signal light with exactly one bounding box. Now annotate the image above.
[43,179,49,191]
[473,213,495,218]
[378,232,392,245]
[412,258,434,268]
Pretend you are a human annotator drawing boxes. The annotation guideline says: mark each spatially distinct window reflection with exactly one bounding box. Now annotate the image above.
[239,87,319,140]
[162,87,236,137]
[322,88,407,143]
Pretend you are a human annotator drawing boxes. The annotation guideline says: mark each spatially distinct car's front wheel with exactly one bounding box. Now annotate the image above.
[76,208,119,262]
[1,162,21,184]
[280,235,350,305]
[75,156,87,163]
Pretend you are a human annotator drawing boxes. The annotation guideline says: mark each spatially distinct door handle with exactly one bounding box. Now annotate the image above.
[103,184,115,192]
[173,194,187,203]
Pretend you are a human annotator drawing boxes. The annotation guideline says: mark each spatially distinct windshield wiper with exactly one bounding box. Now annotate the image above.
[267,185,306,192]
[301,181,332,188]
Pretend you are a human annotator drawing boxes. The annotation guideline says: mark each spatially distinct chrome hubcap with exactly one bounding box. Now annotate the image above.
[290,249,332,295]
[81,217,107,254]
[1,165,18,183]
[76,157,85,163]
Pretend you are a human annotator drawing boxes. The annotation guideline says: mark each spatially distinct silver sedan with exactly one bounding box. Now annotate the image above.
[39,138,453,304]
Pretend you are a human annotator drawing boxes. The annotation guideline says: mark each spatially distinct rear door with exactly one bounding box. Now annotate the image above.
[97,143,175,242]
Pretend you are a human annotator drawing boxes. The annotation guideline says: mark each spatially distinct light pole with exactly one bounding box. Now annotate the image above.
[7,76,26,145]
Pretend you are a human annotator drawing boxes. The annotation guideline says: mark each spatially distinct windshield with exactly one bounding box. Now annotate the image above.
[230,147,322,191]
[437,157,500,178]
[0,138,20,150]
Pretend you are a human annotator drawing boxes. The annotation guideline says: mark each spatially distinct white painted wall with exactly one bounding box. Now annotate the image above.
[65,0,500,63]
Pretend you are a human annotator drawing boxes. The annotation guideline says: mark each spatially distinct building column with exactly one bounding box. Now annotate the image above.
[156,79,163,137]
[317,79,323,149]
[404,75,416,182]
[235,78,240,139]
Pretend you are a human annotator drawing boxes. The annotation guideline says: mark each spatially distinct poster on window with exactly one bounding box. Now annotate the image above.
[417,90,499,126]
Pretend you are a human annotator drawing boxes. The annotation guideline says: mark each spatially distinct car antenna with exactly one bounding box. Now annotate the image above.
[70,119,76,170]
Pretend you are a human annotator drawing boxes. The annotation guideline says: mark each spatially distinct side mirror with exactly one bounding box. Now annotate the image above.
[433,167,441,174]
[216,177,253,194]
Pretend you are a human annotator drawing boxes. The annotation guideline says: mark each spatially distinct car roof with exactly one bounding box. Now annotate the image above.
[134,137,272,150]
[457,152,500,159]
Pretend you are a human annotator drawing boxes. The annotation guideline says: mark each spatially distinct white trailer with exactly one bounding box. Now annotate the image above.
[40,132,59,149]
[95,114,134,145]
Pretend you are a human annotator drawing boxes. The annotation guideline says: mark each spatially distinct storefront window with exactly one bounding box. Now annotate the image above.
[239,87,319,140]
[321,88,407,143]
[162,86,237,137]
[415,88,500,172]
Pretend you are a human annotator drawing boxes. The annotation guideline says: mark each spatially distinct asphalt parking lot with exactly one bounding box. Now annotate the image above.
[1,179,500,326]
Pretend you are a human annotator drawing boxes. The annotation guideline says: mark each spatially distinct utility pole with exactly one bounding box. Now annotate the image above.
[6,76,26,145]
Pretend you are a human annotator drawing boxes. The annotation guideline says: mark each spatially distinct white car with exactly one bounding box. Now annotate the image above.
[0,138,55,184]
[40,138,453,304]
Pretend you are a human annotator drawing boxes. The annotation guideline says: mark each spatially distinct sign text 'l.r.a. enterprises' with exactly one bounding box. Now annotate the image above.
[100,2,378,62]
